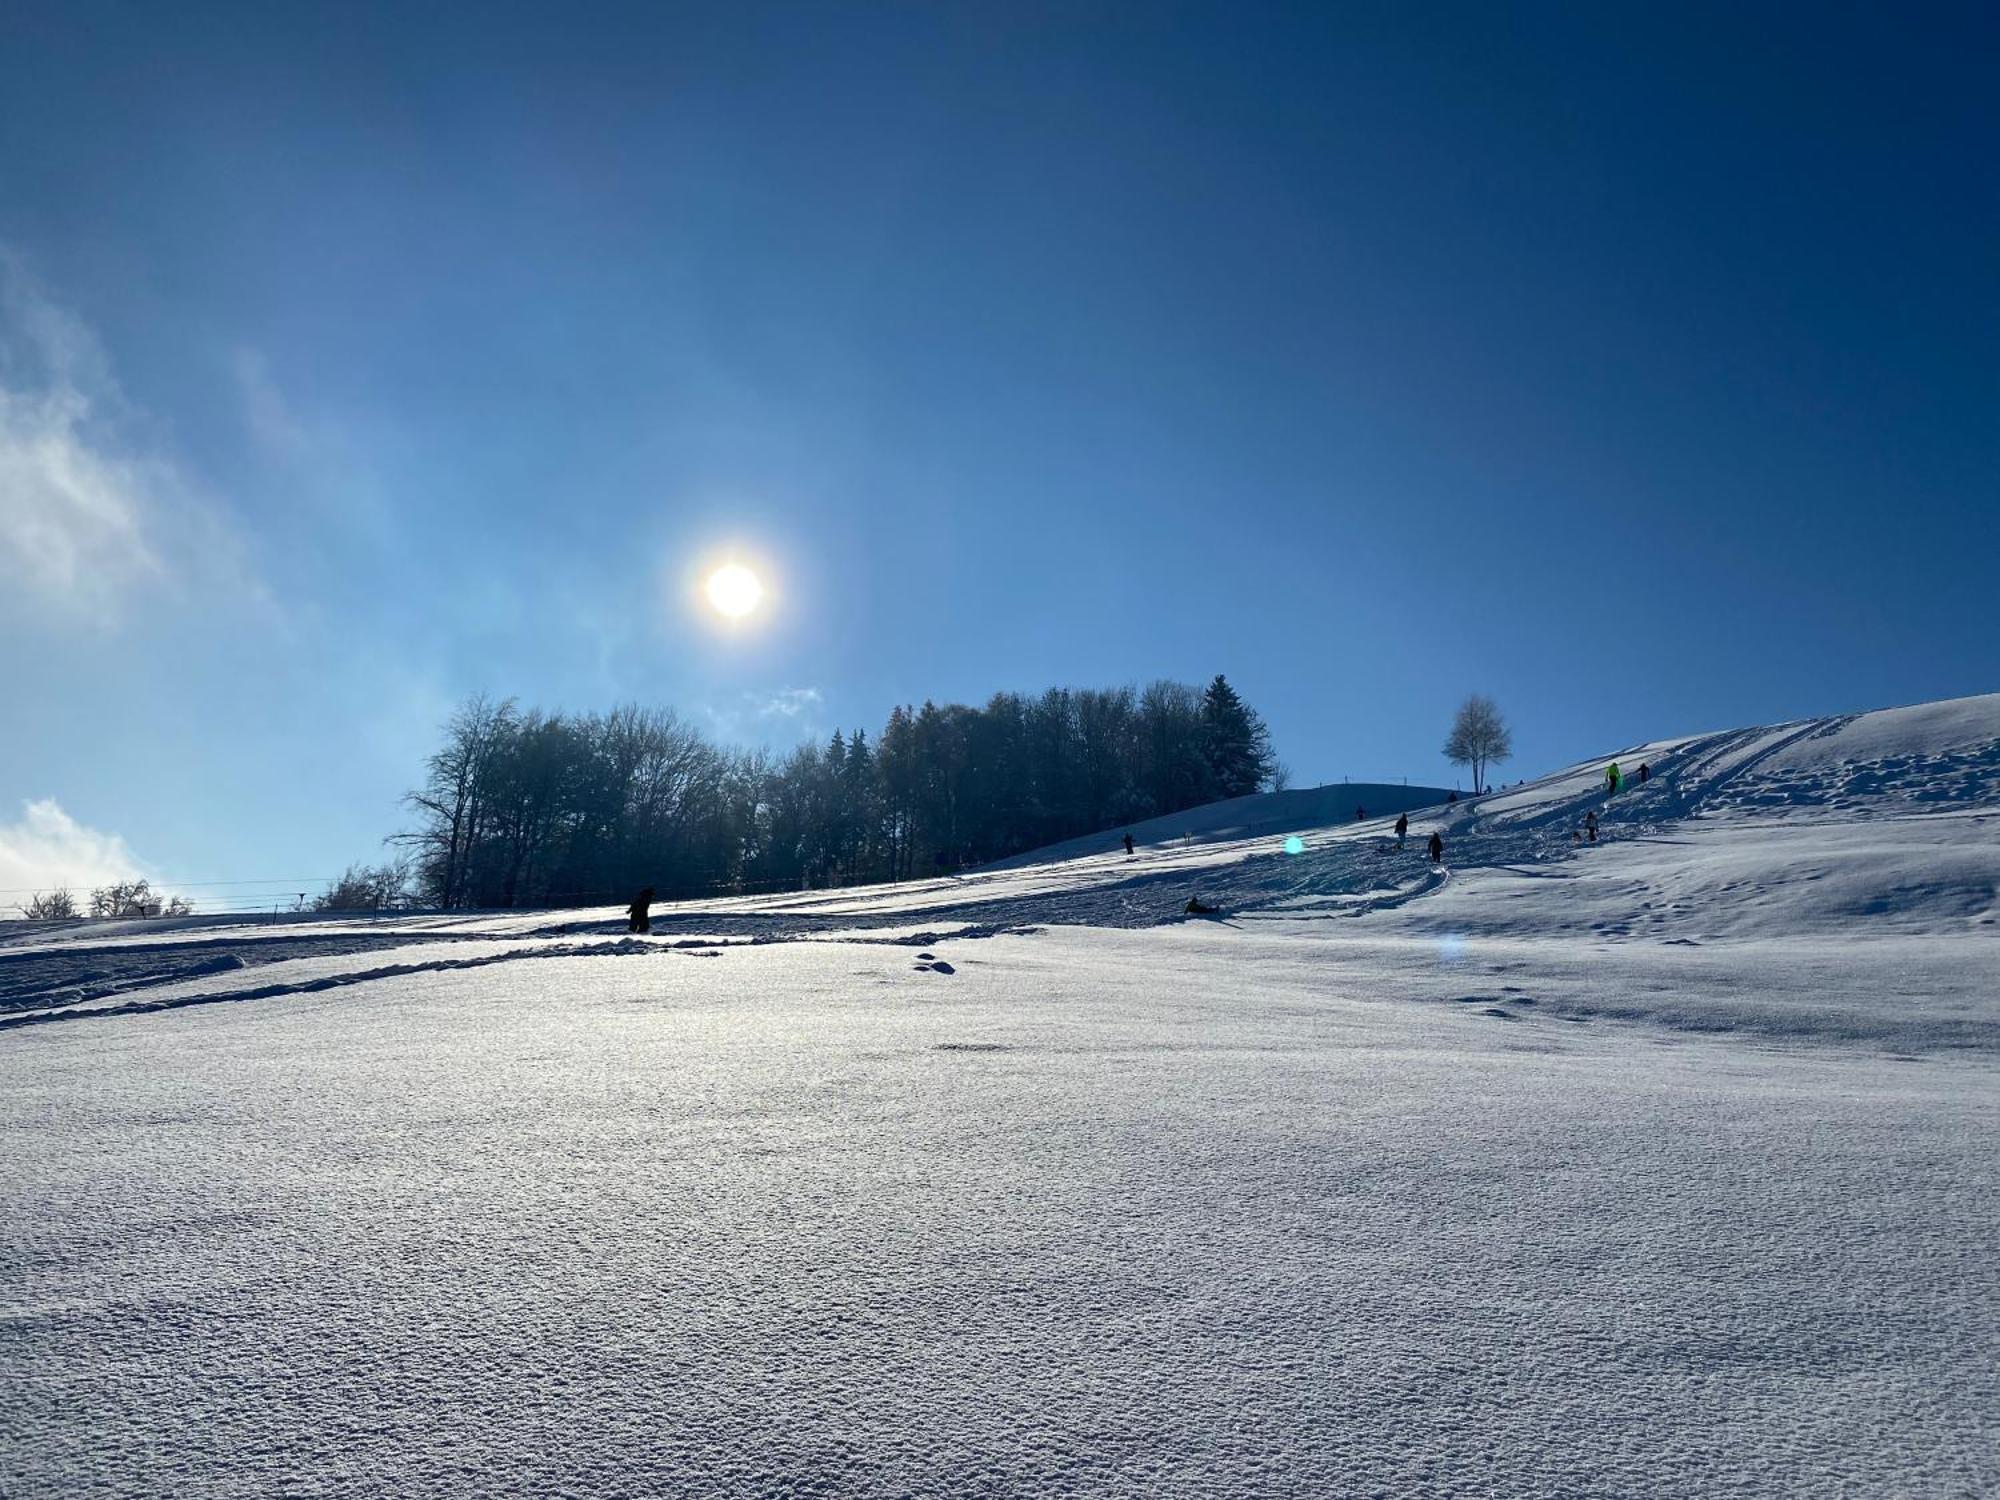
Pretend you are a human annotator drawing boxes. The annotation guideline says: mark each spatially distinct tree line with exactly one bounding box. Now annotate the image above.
[8,689,1520,923]
[393,676,1277,909]
[13,880,194,921]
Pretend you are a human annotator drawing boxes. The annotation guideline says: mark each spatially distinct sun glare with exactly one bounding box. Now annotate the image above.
[705,563,764,619]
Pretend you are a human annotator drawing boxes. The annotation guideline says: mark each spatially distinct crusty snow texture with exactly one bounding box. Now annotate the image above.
[3,695,1997,1498]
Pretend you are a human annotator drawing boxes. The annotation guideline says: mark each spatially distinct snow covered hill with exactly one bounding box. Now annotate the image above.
[984,779,1455,868]
[3,693,1996,1497]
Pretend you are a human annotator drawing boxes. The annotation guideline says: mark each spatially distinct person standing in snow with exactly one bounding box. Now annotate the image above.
[1394,813,1408,849]
[1584,810,1598,844]
[1606,762,1622,795]
[1122,832,1136,858]
[1355,806,1366,822]
[1427,832,1444,865]
[1637,763,1650,783]
[627,887,656,934]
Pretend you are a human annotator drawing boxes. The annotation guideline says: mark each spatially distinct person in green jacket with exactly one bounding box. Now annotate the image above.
[1606,761,1621,794]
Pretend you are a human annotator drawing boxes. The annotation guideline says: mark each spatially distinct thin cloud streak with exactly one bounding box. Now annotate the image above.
[0,254,266,628]
[760,687,823,719]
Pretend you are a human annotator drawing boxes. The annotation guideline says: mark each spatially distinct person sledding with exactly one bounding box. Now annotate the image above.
[1184,896,1220,916]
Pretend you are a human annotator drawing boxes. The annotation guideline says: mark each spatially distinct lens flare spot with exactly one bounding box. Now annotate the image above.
[1283,836,1305,856]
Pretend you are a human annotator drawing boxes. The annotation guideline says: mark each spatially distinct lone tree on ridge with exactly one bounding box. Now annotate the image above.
[1444,694,1512,794]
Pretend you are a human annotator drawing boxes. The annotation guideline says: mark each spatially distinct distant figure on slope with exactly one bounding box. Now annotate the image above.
[1447,790,1458,804]
[1394,813,1408,849]
[1185,896,1219,916]
[627,887,656,934]
[1584,810,1598,844]
[1123,832,1136,858]
[1606,762,1622,795]
[1637,762,1650,783]
[1355,806,1366,821]
[1427,832,1444,865]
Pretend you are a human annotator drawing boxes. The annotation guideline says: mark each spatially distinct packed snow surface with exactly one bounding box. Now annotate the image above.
[3,694,1997,1497]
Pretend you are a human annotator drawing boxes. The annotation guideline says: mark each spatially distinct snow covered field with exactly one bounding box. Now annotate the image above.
[4,696,1997,1496]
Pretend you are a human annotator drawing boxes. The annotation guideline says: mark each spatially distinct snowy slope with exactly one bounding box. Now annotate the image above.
[984,780,1454,868]
[2,693,1996,1497]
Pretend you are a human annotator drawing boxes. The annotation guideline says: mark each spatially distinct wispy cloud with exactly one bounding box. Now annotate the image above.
[0,798,152,906]
[0,254,262,627]
[760,686,823,719]
[702,686,828,745]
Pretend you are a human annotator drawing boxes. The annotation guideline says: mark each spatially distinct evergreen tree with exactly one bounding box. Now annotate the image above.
[878,706,919,879]
[840,729,877,878]
[1200,674,1275,798]
[822,729,849,879]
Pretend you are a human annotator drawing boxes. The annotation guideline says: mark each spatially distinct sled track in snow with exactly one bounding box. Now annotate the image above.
[0,929,518,1016]
[0,926,1050,1032]
[1238,864,1450,923]
[1670,717,1861,818]
[0,938,721,1030]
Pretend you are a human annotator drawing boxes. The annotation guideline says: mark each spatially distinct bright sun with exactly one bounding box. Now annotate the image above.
[705,563,764,619]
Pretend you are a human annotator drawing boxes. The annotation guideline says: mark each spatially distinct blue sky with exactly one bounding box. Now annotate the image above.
[1,2,1994,897]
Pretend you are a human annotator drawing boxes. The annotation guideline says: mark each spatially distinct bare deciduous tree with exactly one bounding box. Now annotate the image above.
[1444,694,1513,794]
[395,694,516,913]
[314,861,412,912]
[89,879,161,918]
[20,888,78,920]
